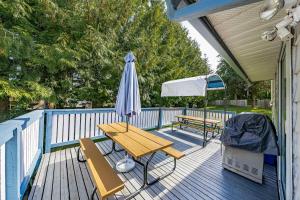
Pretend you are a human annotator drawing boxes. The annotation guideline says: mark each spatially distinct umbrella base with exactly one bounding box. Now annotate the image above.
[116,157,135,173]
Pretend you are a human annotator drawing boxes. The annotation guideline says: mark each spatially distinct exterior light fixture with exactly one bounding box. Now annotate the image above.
[260,0,284,20]
[261,4,300,41]
[261,28,277,41]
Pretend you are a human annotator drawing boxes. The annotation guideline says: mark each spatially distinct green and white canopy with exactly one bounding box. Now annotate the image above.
[161,74,225,97]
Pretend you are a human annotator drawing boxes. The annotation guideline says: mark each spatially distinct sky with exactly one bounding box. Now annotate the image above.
[181,21,220,72]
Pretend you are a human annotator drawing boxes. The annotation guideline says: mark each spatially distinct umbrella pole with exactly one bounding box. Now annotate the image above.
[224,87,227,125]
[203,96,207,147]
[203,75,208,147]
[126,115,129,132]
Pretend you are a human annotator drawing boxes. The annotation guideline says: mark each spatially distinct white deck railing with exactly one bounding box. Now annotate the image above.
[0,110,44,199]
[0,107,235,199]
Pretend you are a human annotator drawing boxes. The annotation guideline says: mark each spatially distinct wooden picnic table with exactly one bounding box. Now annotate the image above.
[174,115,221,147]
[97,122,173,159]
[97,122,176,193]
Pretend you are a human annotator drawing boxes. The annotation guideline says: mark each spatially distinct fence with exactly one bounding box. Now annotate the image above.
[211,100,248,107]
[211,99,271,108]
[0,107,236,199]
[0,110,44,200]
[256,99,271,108]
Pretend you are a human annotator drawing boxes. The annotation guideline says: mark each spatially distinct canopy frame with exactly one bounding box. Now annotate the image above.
[161,73,228,146]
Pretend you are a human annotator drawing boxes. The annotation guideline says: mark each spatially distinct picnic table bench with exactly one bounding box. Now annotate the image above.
[77,138,124,200]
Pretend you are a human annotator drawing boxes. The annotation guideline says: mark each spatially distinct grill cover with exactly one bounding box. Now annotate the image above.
[220,114,279,155]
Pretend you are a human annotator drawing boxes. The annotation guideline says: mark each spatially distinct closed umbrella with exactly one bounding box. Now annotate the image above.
[115,51,141,172]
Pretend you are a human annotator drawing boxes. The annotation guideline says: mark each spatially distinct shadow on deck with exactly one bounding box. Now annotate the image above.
[28,128,279,200]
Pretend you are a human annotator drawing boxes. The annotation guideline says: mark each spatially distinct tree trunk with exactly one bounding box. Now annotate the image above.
[0,98,9,112]
[252,96,256,108]
[234,93,237,100]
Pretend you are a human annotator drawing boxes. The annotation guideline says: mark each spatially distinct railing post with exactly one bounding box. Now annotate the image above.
[45,111,53,153]
[183,107,187,115]
[121,115,125,122]
[5,129,21,200]
[39,112,45,152]
[1,144,5,200]
[158,108,163,129]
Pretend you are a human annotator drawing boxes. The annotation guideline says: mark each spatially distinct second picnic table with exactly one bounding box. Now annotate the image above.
[173,115,221,147]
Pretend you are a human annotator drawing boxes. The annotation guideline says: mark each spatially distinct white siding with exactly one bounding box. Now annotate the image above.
[292,29,300,200]
[285,40,293,200]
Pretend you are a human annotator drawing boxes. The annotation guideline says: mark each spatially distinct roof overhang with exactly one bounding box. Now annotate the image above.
[166,0,285,83]
[188,16,252,85]
[166,0,262,22]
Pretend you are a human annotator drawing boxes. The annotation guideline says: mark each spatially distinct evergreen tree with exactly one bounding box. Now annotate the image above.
[213,57,271,105]
[0,0,209,110]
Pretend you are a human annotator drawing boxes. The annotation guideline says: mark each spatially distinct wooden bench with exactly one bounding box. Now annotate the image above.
[77,138,124,200]
[161,147,185,171]
[162,147,185,159]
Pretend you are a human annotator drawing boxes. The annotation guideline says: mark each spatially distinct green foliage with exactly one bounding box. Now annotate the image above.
[211,58,271,102]
[0,0,209,110]
[0,79,52,108]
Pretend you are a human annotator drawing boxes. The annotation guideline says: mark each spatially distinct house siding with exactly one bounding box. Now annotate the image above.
[292,28,300,200]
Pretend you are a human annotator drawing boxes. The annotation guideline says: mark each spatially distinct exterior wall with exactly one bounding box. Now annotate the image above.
[285,39,293,200]
[273,48,285,200]
[292,26,300,200]
[276,25,300,200]
[273,39,292,200]
[271,80,277,125]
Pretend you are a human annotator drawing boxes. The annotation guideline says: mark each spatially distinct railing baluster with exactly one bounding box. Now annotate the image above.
[69,114,74,142]
[86,113,90,138]
[45,111,53,153]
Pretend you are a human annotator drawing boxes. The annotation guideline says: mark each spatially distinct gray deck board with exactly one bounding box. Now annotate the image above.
[66,148,80,199]
[51,151,61,200]
[28,128,279,200]
[60,150,69,199]
[69,148,88,200]
[29,153,50,200]
[28,154,46,200]
[42,152,55,200]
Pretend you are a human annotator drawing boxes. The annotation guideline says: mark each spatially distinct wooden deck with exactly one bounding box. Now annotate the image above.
[28,128,279,200]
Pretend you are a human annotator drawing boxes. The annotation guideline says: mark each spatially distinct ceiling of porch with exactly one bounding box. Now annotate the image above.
[206,2,285,81]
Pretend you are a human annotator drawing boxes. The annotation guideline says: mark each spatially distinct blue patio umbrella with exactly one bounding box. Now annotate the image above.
[115,52,141,131]
[115,51,141,172]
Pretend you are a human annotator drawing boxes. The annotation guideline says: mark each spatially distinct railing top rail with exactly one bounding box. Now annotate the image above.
[45,107,163,114]
[0,110,44,145]
[186,107,236,114]
[160,107,186,110]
